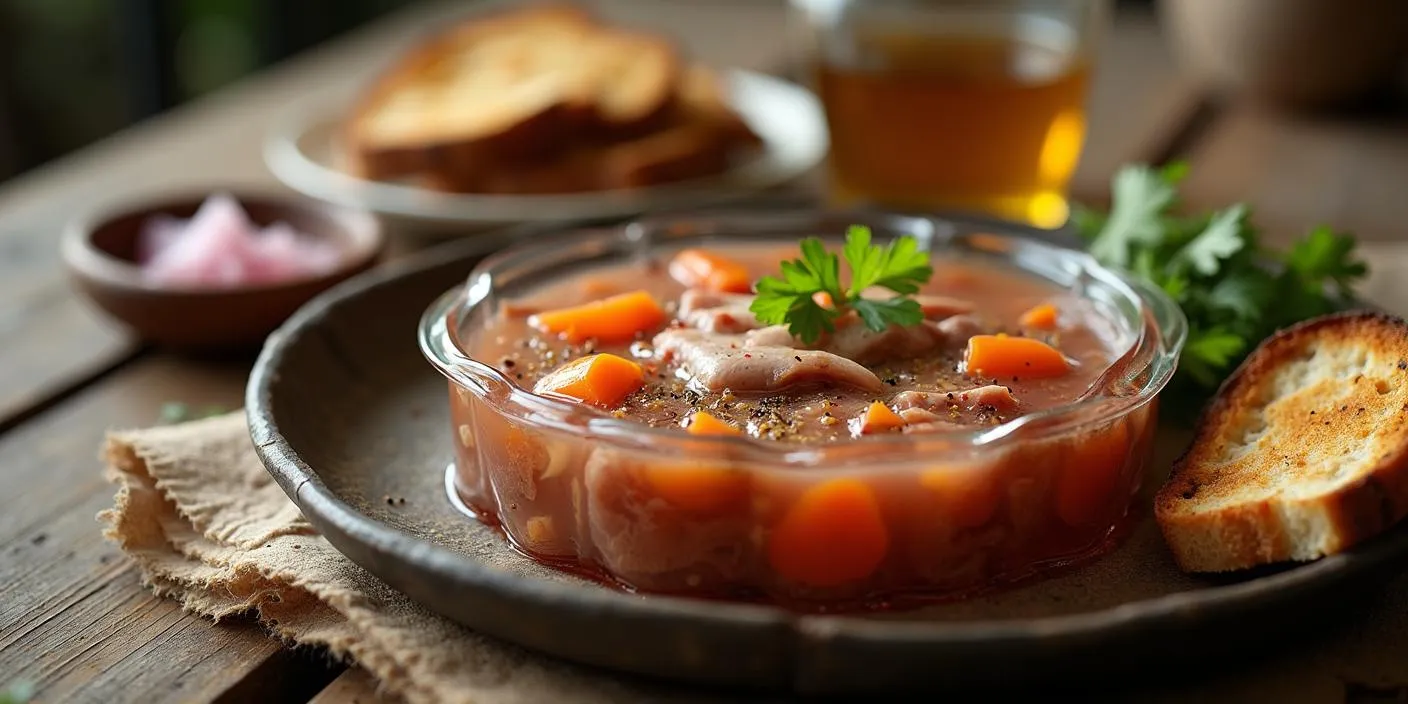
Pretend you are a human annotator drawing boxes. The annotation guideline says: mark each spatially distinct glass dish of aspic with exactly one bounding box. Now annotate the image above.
[420,211,1185,610]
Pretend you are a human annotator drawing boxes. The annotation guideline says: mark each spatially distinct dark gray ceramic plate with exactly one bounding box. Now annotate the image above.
[248,213,1408,696]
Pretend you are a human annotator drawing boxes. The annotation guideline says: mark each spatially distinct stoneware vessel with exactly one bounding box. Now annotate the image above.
[62,191,383,350]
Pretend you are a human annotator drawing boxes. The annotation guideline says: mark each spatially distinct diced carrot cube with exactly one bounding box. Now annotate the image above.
[683,410,741,436]
[530,290,666,344]
[1019,303,1059,330]
[964,334,1069,379]
[768,478,889,587]
[643,463,749,513]
[812,291,835,309]
[532,353,644,408]
[668,249,753,293]
[852,401,905,435]
[920,466,1001,528]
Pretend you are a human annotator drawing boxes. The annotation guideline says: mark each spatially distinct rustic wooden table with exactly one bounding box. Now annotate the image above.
[3,1,1408,702]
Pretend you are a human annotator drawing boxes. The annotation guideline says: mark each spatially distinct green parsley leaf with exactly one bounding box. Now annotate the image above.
[1088,164,1181,267]
[1174,204,1247,276]
[159,401,229,425]
[852,296,924,333]
[1180,328,1246,388]
[0,680,34,704]
[846,226,932,297]
[751,226,934,345]
[1204,272,1273,322]
[1083,163,1368,418]
[1284,225,1367,288]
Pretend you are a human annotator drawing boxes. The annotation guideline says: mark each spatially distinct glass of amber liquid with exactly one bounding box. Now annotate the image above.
[791,0,1108,228]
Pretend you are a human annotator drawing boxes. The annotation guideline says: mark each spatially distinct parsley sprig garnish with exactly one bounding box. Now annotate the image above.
[1074,162,1367,415]
[750,225,933,345]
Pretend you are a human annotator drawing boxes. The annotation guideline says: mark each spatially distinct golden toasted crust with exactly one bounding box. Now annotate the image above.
[343,3,680,182]
[1155,311,1408,572]
[342,5,758,193]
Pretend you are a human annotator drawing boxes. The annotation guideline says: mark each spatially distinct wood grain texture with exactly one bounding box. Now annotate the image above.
[0,0,796,432]
[0,355,339,703]
[0,1,1212,701]
[308,668,400,704]
[1180,100,1408,245]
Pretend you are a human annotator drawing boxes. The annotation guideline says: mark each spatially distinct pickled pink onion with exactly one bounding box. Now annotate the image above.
[138,194,343,288]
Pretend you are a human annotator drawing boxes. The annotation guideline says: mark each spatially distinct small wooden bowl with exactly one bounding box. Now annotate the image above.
[62,192,384,350]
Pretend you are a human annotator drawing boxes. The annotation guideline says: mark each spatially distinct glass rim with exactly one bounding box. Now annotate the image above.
[418,208,1186,466]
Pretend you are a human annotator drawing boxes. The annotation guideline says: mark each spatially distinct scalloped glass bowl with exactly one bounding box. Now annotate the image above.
[420,210,1186,609]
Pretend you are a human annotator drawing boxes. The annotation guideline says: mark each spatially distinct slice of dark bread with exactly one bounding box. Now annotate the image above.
[1155,311,1408,572]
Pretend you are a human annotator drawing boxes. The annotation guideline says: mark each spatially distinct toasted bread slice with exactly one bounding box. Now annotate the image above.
[1155,311,1408,572]
[673,65,762,148]
[417,65,762,194]
[594,66,761,189]
[344,4,678,181]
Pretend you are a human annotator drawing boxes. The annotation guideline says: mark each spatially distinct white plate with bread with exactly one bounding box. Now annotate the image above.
[264,4,827,233]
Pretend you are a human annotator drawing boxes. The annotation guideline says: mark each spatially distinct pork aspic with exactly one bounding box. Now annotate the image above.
[447,228,1154,606]
[473,239,1113,440]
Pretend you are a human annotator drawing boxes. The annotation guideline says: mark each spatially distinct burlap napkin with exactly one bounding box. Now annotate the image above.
[99,412,1408,704]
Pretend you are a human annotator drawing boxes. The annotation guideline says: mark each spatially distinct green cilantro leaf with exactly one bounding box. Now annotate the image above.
[751,226,934,345]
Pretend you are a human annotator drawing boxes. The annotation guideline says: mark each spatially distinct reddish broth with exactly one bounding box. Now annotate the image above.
[468,245,1117,441]
[447,244,1155,608]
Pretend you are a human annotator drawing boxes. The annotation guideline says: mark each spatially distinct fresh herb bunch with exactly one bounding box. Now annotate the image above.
[750,225,933,345]
[1073,162,1367,414]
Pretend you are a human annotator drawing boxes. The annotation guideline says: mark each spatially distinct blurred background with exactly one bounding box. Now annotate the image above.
[0,0,419,183]
[0,0,1174,186]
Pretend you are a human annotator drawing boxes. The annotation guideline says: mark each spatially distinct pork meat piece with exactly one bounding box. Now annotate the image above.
[744,316,947,365]
[914,294,976,321]
[935,313,985,343]
[654,328,882,393]
[893,385,1020,414]
[677,289,761,333]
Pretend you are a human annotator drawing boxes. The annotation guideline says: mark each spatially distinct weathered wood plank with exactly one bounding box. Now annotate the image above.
[307,668,400,704]
[1179,101,1408,245]
[0,355,340,703]
[0,0,796,432]
[0,3,800,699]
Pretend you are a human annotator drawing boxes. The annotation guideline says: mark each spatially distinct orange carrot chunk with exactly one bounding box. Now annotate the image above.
[530,290,666,344]
[920,466,1001,528]
[683,410,741,436]
[644,463,749,513]
[852,401,906,435]
[668,249,753,293]
[812,291,835,309]
[532,353,644,407]
[964,334,1069,379]
[769,478,889,587]
[1019,303,1059,330]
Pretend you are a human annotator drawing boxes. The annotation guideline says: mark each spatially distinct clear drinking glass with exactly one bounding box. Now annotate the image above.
[790,0,1110,229]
